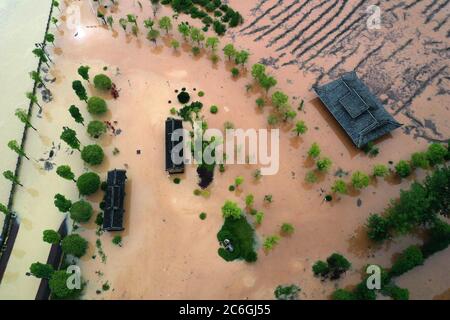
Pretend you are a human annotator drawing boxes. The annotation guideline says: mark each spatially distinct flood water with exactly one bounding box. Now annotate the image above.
[0,0,449,300]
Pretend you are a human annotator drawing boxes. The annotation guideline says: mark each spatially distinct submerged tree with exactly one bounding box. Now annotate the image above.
[251,63,266,81]
[54,193,72,212]
[15,108,37,131]
[147,29,160,45]
[206,37,219,53]
[171,39,180,51]
[72,80,88,102]
[77,65,90,82]
[119,18,128,32]
[26,92,42,113]
[0,203,9,216]
[144,18,154,30]
[29,70,47,90]
[223,44,236,60]
[69,105,84,126]
[190,27,205,46]
[235,50,250,67]
[3,170,22,187]
[158,16,172,34]
[45,33,55,46]
[178,22,190,40]
[7,140,29,160]
[259,74,277,93]
[127,14,138,26]
[106,16,114,29]
[60,127,80,151]
[56,165,76,182]
[293,120,308,135]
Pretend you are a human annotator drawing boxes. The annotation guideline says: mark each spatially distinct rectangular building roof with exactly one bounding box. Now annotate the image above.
[313,71,402,148]
[103,169,127,232]
[165,117,185,174]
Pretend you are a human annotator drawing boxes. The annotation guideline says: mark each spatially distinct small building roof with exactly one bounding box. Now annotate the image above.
[103,169,127,232]
[313,71,402,148]
[165,117,185,174]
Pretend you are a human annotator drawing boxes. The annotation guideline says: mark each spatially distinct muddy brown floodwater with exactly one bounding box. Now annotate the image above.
[7,0,449,299]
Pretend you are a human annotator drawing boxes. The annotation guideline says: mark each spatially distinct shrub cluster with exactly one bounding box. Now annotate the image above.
[366,166,450,242]
[312,253,351,280]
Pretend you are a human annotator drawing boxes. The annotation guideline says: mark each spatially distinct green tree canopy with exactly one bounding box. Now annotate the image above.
[30,262,54,279]
[77,65,90,81]
[56,165,76,182]
[93,74,112,91]
[87,120,107,138]
[87,96,108,115]
[221,200,242,220]
[70,200,93,223]
[69,105,84,125]
[43,229,61,244]
[61,234,88,257]
[54,193,72,213]
[81,144,105,165]
[77,172,101,195]
[72,80,88,101]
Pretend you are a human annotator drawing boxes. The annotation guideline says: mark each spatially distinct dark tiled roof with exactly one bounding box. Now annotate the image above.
[313,71,402,148]
[165,117,185,174]
[103,169,127,232]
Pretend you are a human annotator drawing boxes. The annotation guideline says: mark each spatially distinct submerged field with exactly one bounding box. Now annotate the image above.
[0,0,449,300]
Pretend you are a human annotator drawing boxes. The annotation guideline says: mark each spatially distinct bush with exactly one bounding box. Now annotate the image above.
[221,200,242,219]
[77,172,100,195]
[87,96,108,115]
[93,74,112,90]
[217,216,257,262]
[30,262,54,279]
[177,91,190,104]
[331,289,355,300]
[70,200,93,223]
[389,245,424,277]
[49,270,82,299]
[316,157,332,172]
[373,164,389,177]
[61,234,88,258]
[353,282,376,300]
[43,230,61,244]
[81,144,104,165]
[395,160,412,178]
[331,179,347,194]
[423,166,450,218]
[366,214,390,242]
[411,152,429,169]
[112,235,122,246]
[426,143,447,166]
[387,182,431,233]
[305,171,318,184]
[281,223,295,235]
[87,120,107,138]
[199,212,207,220]
[263,235,280,251]
[231,67,239,77]
[351,171,370,190]
[383,285,409,300]
[54,194,72,213]
[274,284,300,300]
[308,143,321,158]
[326,253,351,278]
[210,105,218,114]
[312,260,329,277]
[421,220,450,258]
